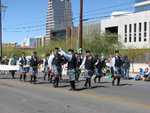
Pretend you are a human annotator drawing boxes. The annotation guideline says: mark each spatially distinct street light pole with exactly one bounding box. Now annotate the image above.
[79,0,83,49]
[0,0,2,61]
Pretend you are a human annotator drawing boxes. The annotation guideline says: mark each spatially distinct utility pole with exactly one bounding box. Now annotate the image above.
[0,1,7,61]
[79,0,83,49]
[0,0,2,60]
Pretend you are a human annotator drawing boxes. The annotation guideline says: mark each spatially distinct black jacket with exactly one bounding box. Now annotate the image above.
[85,56,95,70]
[68,54,77,70]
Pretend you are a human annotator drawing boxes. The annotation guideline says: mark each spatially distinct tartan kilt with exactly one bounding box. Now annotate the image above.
[19,66,28,73]
[94,68,103,77]
[29,67,38,76]
[84,70,94,79]
[67,69,76,81]
[114,67,121,77]
[51,65,61,78]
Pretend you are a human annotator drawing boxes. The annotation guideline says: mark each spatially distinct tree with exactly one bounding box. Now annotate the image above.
[84,33,121,56]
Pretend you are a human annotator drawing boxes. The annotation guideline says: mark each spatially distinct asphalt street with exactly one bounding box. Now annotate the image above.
[0,75,150,113]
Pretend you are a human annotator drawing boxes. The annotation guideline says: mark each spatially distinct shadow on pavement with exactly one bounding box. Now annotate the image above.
[99,81,111,84]
[119,83,134,86]
[58,85,70,88]
[75,85,109,91]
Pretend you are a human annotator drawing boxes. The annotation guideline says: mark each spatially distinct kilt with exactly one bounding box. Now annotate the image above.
[67,69,76,81]
[19,66,28,73]
[94,68,103,77]
[114,67,121,77]
[51,65,61,78]
[84,70,94,79]
[29,67,38,76]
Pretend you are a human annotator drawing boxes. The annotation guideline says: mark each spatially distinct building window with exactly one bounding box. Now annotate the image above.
[134,23,136,42]
[125,34,127,43]
[144,22,147,41]
[144,22,147,31]
[125,25,127,33]
[124,25,127,43]
[129,24,132,32]
[129,24,132,42]
[139,23,142,42]
[139,23,142,32]
[134,23,136,32]
[134,34,136,42]
[139,33,142,42]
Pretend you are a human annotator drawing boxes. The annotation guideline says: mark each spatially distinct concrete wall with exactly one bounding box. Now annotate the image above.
[101,11,150,49]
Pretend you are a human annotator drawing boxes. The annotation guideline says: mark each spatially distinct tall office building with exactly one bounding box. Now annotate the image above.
[135,0,150,12]
[46,0,73,38]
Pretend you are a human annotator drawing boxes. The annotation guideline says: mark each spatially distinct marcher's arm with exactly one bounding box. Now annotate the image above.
[59,50,72,61]
[48,54,54,69]
[79,57,86,69]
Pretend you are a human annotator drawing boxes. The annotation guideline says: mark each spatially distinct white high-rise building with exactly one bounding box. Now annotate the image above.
[100,0,150,49]
[46,0,73,38]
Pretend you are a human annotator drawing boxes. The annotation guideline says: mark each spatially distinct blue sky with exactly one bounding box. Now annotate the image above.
[2,0,134,43]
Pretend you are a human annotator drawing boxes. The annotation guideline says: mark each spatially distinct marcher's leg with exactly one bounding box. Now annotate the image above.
[121,67,125,79]
[33,75,37,83]
[48,73,50,81]
[88,78,91,88]
[56,77,59,87]
[53,77,56,87]
[53,76,59,87]
[70,81,75,90]
[23,73,26,81]
[98,76,101,83]
[72,81,75,90]
[20,74,22,80]
[11,71,15,79]
[84,78,88,88]
[44,73,47,80]
[111,67,114,77]
[126,69,129,79]
[117,77,121,86]
[94,76,97,83]
[112,77,116,86]
[49,74,53,83]
[70,81,73,90]
[30,75,33,83]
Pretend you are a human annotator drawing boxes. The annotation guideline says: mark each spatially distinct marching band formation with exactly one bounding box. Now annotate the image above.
[0,48,131,91]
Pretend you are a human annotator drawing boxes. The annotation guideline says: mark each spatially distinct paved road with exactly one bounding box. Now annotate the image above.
[0,78,150,113]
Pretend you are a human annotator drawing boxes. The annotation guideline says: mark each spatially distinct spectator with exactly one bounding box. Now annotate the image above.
[43,54,50,81]
[123,56,130,79]
[112,51,122,86]
[9,55,17,79]
[134,68,144,81]
[29,51,39,83]
[144,67,150,81]
[1,56,9,65]
[19,53,27,81]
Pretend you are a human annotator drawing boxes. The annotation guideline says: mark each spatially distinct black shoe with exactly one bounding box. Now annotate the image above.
[84,85,87,89]
[89,86,92,89]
